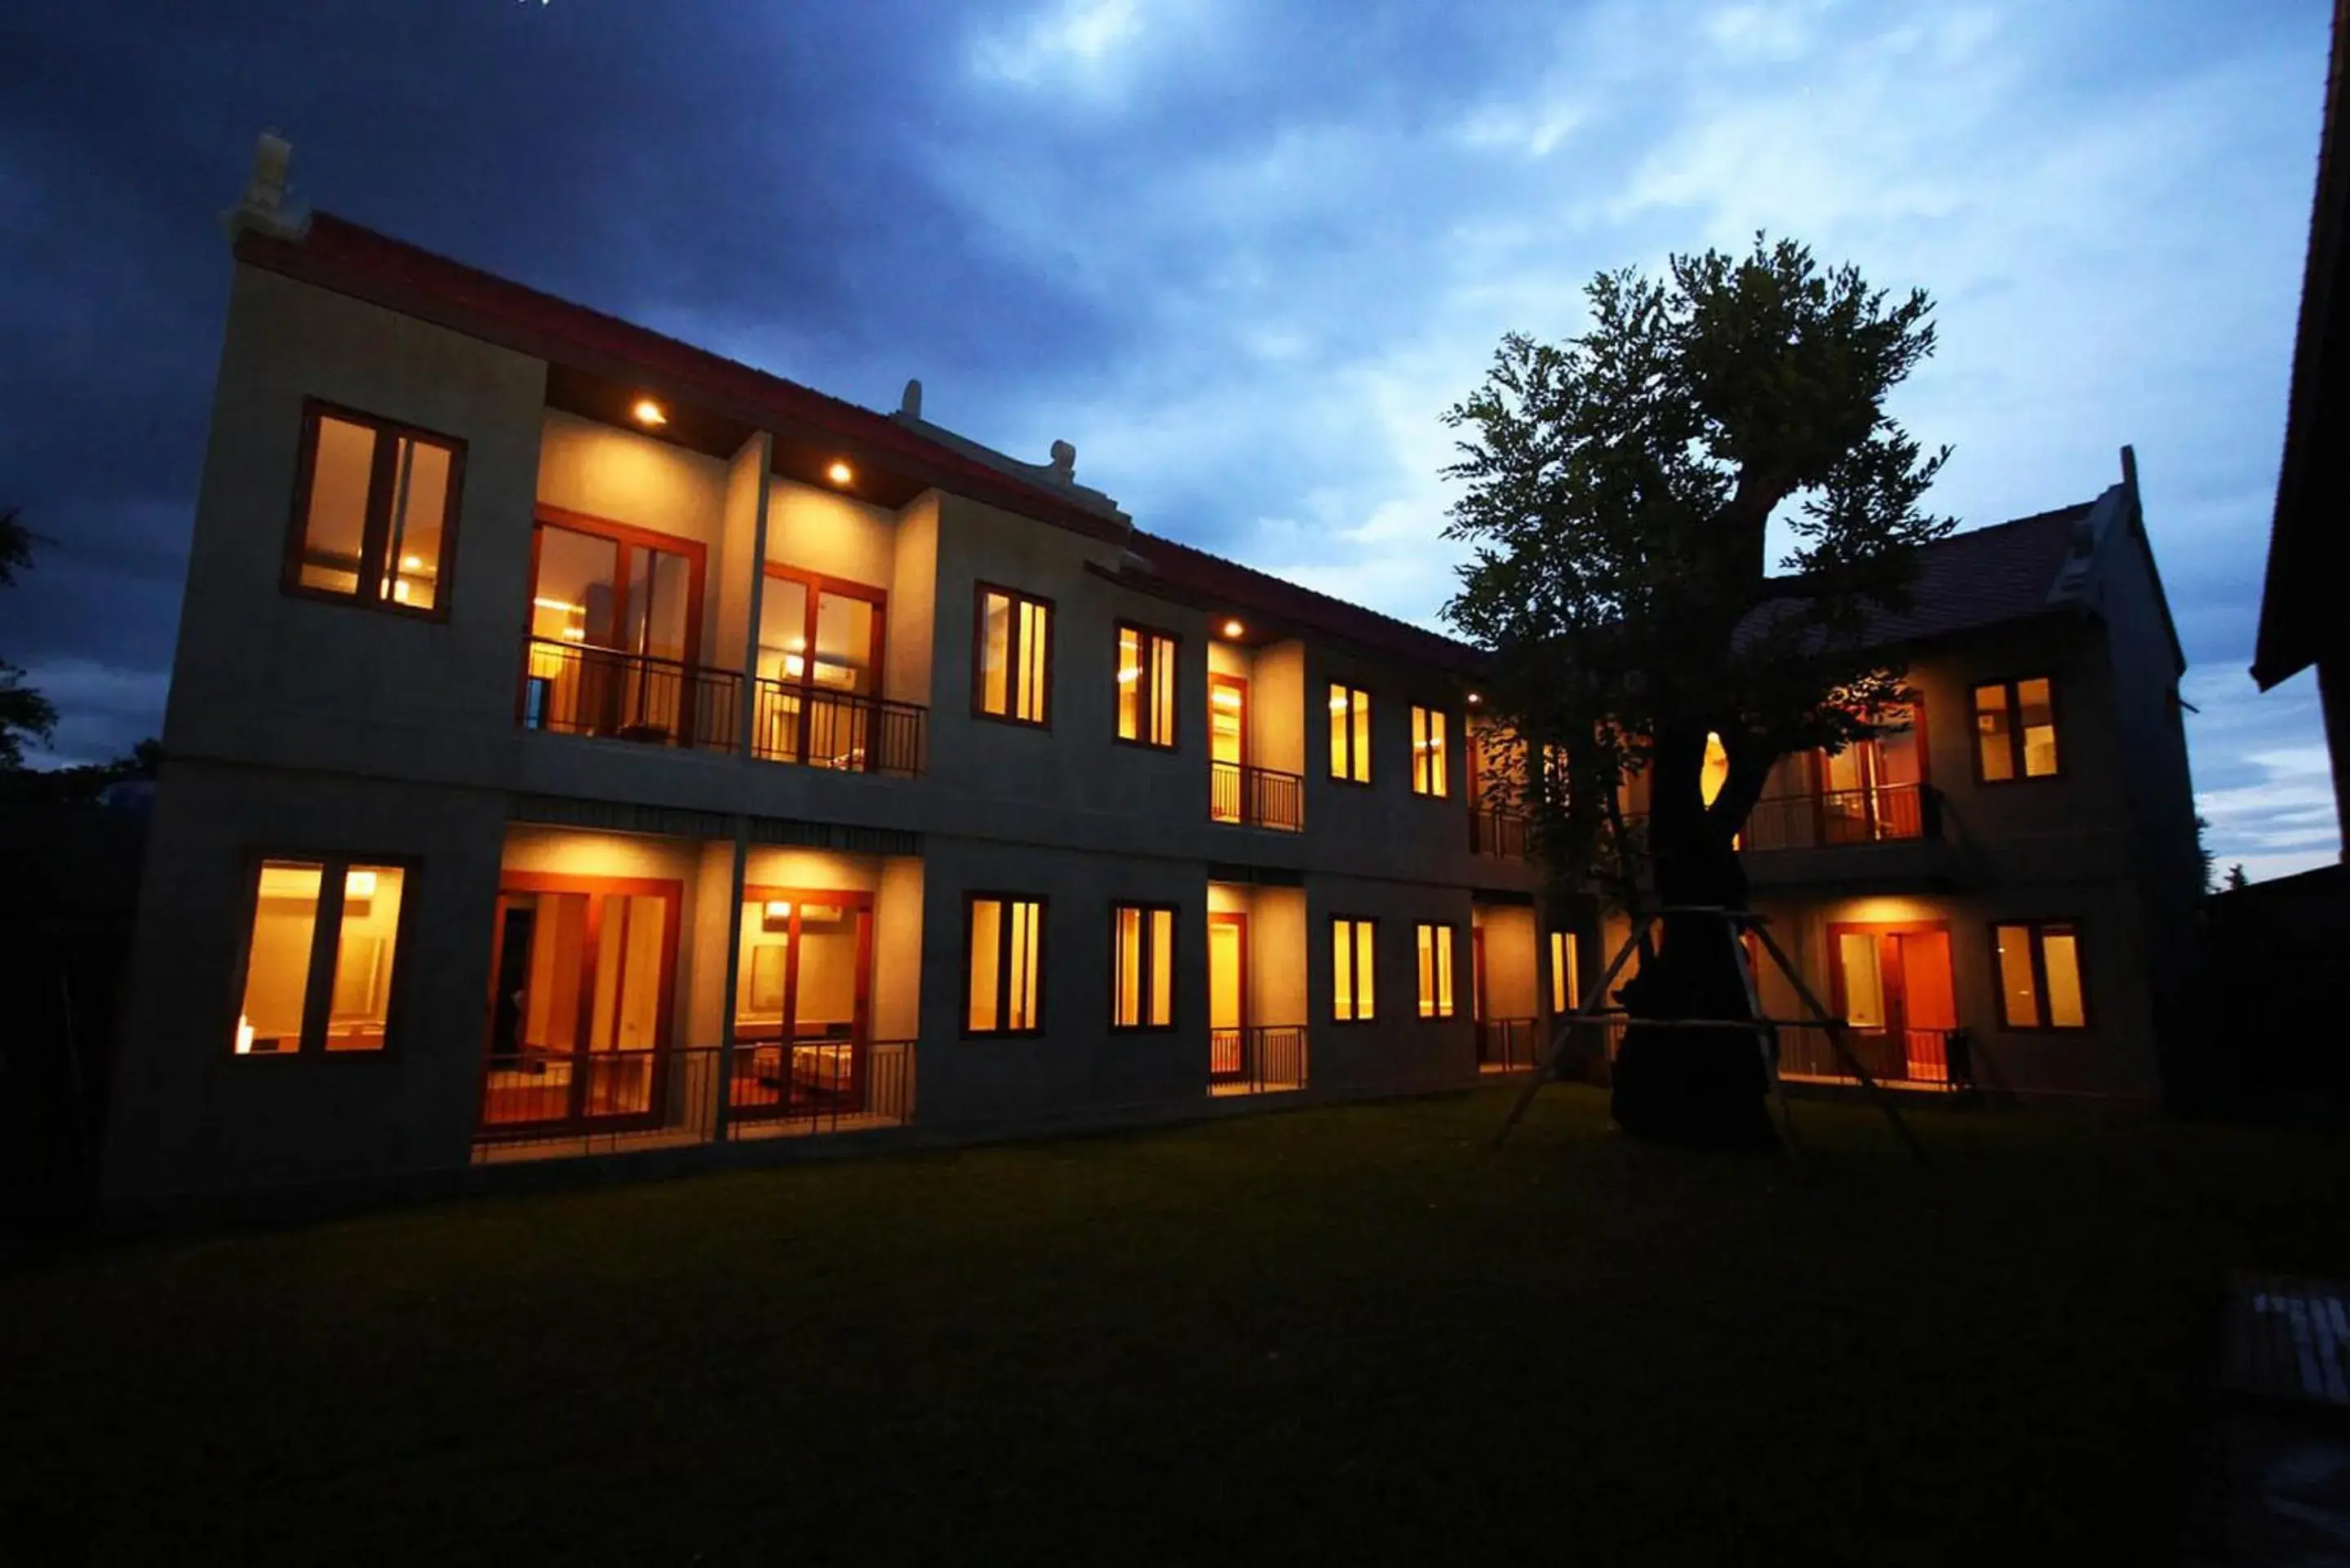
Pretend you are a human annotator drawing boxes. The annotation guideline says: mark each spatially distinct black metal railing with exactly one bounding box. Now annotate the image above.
[1776,1024,1970,1089]
[725,1038,916,1136]
[1740,782,1936,851]
[473,1040,916,1163]
[1209,762,1305,831]
[1475,1017,1541,1072]
[752,680,927,777]
[1209,1024,1309,1092]
[1470,808,1530,858]
[474,1045,724,1159]
[518,636,740,752]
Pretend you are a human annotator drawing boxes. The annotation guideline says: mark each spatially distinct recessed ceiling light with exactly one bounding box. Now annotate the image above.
[632,398,667,427]
[1467,693,1483,706]
[827,461,854,485]
[1222,619,1244,638]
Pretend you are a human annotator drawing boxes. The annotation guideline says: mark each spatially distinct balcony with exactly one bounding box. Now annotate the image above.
[752,679,927,778]
[1210,761,1305,832]
[1470,807,1529,858]
[520,636,739,751]
[1740,782,1938,852]
[1776,1025,1969,1091]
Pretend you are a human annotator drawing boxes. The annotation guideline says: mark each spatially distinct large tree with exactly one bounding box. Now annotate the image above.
[1,507,58,770]
[1442,236,1951,1149]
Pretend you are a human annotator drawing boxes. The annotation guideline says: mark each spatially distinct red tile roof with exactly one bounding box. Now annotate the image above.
[236,213,1130,543]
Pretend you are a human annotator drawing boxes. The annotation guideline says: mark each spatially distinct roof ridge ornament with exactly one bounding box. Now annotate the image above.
[220,129,311,243]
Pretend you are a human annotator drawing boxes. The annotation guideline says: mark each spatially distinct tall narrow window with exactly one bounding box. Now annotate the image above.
[286,403,463,616]
[233,857,408,1056]
[1411,706,1448,796]
[1328,684,1372,783]
[966,894,1045,1034]
[975,586,1053,726]
[1115,624,1178,749]
[1111,903,1177,1029]
[1974,677,2060,782]
[1550,930,1579,1014]
[1415,924,1456,1018]
[1993,920,2087,1030]
[1332,916,1377,1022]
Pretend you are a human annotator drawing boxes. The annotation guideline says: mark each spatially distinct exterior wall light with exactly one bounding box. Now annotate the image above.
[1222,619,1244,638]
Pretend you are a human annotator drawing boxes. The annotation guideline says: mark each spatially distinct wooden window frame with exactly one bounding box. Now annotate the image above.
[1414,921,1458,1020]
[225,849,421,1061]
[282,399,467,621]
[972,583,1055,729]
[1971,674,2064,786]
[1112,620,1182,751]
[528,506,711,666]
[1328,683,1373,786]
[962,891,1048,1037]
[1109,901,1181,1032]
[1410,706,1450,798]
[1989,919,2091,1032]
[760,562,889,698]
[1330,915,1379,1024]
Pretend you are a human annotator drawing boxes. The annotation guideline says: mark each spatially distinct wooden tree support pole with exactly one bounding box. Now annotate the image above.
[1749,919,1928,1167]
[1489,906,1656,1149]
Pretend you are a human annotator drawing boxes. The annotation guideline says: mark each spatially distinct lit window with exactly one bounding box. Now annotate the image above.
[1332,916,1377,1022]
[1115,623,1178,749]
[1550,930,1579,1015]
[1700,732,1730,806]
[976,586,1052,726]
[1328,684,1372,783]
[286,403,463,615]
[1415,924,1456,1018]
[234,857,406,1056]
[1974,677,2060,782]
[1111,903,1177,1029]
[1993,920,2087,1030]
[1411,706,1448,796]
[966,894,1044,1034]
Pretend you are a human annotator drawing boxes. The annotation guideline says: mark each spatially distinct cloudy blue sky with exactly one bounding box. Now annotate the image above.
[1,0,2338,876]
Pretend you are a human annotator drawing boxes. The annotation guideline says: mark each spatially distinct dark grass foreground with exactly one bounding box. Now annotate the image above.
[4,1087,2345,1566]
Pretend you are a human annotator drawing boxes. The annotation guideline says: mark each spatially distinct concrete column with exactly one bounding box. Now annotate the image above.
[720,432,773,757]
[712,817,750,1142]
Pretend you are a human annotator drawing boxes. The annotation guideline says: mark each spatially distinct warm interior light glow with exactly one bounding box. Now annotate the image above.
[235,1016,255,1055]
[1467,693,1483,706]
[1116,667,1139,684]
[560,627,587,641]
[344,869,378,899]
[765,901,794,922]
[1222,619,1244,638]
[401,554,425,571]
[827,461,854,485]
[1330,694,1351,713]
[1212,689,1242,709]
[534,596,579,613]
[632,398,667,427]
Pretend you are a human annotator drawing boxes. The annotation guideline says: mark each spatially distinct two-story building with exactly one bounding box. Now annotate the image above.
[100,144,2197,1214]
[1599,465,2202,1101]
[100,146,1574,1214]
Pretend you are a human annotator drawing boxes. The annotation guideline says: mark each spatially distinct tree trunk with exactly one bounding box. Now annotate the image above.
[1609,727,1778,1150]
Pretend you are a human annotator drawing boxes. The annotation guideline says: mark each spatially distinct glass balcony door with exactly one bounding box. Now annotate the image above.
[1208,912,1248,1080]
[756,566,886,768]
[525,516,707,742]
[481,875,681,1132]
[1209,675,1249,823]
[730,888,875,1118]
[1830,922,1958,1083]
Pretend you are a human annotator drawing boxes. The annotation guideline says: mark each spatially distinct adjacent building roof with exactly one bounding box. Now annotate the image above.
[2255,0,2350,689]
[1771,501,2099,649]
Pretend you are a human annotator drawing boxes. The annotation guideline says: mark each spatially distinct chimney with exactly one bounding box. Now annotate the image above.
[220,129,311,243]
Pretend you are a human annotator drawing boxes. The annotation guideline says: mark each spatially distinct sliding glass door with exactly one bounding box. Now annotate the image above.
[523,514,707,743]
[729,888,875,1118]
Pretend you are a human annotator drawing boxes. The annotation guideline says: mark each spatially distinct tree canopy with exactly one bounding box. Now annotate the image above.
[1,507,59,770]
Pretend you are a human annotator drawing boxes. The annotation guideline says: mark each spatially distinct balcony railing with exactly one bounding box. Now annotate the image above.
[519,636,739,752]
[1740,782,1936,852]
[1470,808,1530,858]
[1209,1024,1309,1092]
[752,679,927,778]
[472,1041,915,1164]
[1776,1025,1970,1089]
[1475,1017,1541,1072]
[1210,761,1305,831]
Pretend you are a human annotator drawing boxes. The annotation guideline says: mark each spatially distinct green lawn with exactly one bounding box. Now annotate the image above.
[3,1087,2344,1566]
